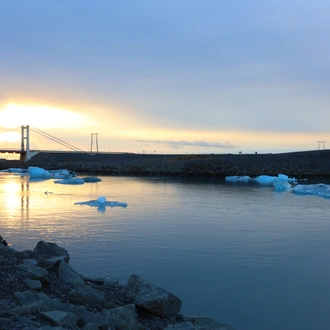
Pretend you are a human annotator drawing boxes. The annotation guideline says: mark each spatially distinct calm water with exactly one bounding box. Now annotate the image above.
[1,173,330,330]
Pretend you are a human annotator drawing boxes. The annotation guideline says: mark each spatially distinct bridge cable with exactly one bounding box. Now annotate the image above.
[30,127,86,153]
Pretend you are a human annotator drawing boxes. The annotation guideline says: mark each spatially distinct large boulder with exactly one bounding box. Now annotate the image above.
[33,241,70,264]
[124,274,182,318]
[58,260,86,287]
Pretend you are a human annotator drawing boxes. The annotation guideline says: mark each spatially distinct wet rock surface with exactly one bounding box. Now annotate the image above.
[0,238,234,330]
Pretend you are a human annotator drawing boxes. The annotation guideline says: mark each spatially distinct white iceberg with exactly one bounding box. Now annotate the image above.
[54,178,85,185]
[291,184,330,199]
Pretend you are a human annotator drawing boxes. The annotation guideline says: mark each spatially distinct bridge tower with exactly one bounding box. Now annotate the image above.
[20,125,30,162]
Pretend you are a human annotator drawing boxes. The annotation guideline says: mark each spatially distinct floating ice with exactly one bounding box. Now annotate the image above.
[225,174,297,185]
[9,168,26,173]
[254,174,297,185]
[49,169,72,179]
[28,166,52,179]
[225,176,251,182]
[291,184,330,199]
[75,196,127,212]
[82,176,102,183]
[273,181,291,192]
[54,178,85,185]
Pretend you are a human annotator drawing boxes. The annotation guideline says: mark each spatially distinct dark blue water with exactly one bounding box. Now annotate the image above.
[1,174,330,330]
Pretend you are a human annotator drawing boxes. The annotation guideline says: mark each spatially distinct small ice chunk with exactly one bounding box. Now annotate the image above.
[75,198,127,210]
[54,178,85,185]
[49,169,71,179]
[254,175,279,185]
[82,176,102,183]
[97,196,106,204]
[225,176,251,182]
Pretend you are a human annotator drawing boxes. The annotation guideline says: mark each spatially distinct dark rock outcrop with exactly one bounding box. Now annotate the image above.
[0,238,235,330]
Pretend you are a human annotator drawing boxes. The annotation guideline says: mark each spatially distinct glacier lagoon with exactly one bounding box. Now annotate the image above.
[1,172,330,330]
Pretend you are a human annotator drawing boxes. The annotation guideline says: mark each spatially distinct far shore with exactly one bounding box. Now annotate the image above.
[1,149,330,178]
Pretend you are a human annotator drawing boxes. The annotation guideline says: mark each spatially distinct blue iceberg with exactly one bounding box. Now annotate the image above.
[291,184,330,199]
[54,178,85,185]
[75,196,127,212]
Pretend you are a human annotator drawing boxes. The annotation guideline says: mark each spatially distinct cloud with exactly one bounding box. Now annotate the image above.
[135,139,235,150]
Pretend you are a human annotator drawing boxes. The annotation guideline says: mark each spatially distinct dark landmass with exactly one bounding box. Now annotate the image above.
[1,150,330,178]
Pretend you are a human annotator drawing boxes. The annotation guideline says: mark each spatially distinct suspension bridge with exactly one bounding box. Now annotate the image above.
[0,126,94,162]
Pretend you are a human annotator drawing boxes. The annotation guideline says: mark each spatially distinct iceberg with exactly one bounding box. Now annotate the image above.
[273,181,291,192]
[54,178,85,185]
[225,176,252,182]
[82,176,102,183]
[75,196,127,212]
[291,184,330,199]
[49,169,72,179]
[28,166,52,179]
[254,174,297,185]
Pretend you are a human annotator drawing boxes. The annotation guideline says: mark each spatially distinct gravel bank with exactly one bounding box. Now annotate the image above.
[1,150,330,178]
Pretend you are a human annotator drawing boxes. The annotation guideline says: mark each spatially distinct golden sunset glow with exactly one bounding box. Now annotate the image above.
[0,182,21,215]
[0,104,95,129]
[0,131,21,143]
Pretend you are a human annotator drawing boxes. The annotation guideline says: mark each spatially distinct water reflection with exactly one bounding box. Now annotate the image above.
[0,175,30,221]
[20,178,29,221]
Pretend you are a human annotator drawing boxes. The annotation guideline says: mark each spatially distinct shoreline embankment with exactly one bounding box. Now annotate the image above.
[0,238,234,329]
[1,150,330,178]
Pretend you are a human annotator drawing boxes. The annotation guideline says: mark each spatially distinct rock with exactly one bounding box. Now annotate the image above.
[68,305,109,330]
[58,260,86,287]
[68,286,105,307]
[102,303,136,330]
[12,298,66,314]
[43,255,69,269]
[33,241,70,263]
[41,310,77,328]
[17,263,49,282]
[24,279,43,290]
[81,323,99,330]
[1,240,233,329]
[124,274,182,318]
[14,290,49,305]
[15,315,40,328]
[104,276,120,287]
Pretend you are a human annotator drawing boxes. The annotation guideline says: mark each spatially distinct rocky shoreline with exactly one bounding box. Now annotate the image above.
[0,237,234,330]
[1,150,330,178]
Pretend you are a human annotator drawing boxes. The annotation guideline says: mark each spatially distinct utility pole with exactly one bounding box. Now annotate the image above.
[90,133,99,153]
[317,141,326,150]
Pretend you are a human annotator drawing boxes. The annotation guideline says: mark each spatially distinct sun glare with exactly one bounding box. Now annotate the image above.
[0,131,21,143]
[0,104,93,129]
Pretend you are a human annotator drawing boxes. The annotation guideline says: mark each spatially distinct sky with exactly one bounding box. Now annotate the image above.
[1,0,330,155]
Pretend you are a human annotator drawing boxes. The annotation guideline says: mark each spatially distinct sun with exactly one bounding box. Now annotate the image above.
[0,103,93,129]
[0,131,21,143]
